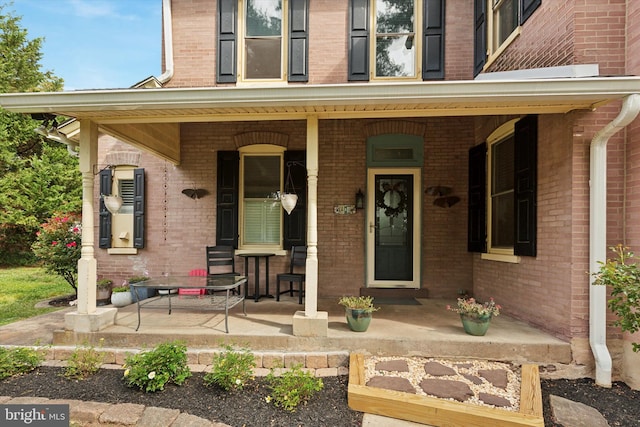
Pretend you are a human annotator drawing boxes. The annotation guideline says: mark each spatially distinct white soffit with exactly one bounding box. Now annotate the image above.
[1,76,640,123]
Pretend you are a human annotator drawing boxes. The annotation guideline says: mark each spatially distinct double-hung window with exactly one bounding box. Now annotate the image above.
[217,0,309,83]
[488,123,515,253]
[240,147,284,248]
[468,116,537,259]
[374,0,417,78]
[216,148,306,250]
[474,0,541,75]
[243,0,284,80]
[349,0,445,81]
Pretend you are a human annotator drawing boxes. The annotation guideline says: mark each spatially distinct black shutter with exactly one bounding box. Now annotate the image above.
[133,168,145,249]
[216,151,239,248]
[514,115,537,257]
[422,0,445,80]
[468,143,487,253]
[521,0,541,25]
[288,0,309,82]
[283,151,306,249]
[473,0,486,77]
[217,0,237,83]
[98,169,112,249]
[348,0,369,81]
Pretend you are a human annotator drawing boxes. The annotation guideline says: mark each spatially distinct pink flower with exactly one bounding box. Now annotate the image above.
[66,242,77,248]
[72,227,80,233]
[51,241,58,246]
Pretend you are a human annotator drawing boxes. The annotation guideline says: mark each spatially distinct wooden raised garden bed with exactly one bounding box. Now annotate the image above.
[348,353,544,427]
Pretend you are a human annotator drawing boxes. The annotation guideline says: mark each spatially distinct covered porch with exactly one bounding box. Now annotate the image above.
[51,296,572,368]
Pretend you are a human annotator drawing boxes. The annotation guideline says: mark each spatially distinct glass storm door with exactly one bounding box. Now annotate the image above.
[366,168,420,288]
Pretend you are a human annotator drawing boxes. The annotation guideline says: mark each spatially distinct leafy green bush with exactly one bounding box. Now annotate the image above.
[593,244,640,352]
[31,212,81,295]
[0,346,45,379]
[265,364,324,412]
[123,341,191,392]
[63,341,105,380]
[203,344,256,391]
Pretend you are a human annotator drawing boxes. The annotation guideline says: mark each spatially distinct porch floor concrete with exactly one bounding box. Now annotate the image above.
[50,296,572,365]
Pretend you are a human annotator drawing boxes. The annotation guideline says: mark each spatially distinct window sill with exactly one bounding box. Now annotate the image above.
[107,248,138,255]
[236,249,287,256]
[480,253,521,264]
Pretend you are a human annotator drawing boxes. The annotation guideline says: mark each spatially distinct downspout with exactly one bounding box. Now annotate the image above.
[590,93,640,387]
[157,0,174,84]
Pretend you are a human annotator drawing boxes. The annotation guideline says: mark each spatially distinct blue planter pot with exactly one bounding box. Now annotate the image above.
[130,286,155,302]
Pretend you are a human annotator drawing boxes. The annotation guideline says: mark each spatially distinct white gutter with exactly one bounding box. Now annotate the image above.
[590,93,640,387]
[157,0,174,84]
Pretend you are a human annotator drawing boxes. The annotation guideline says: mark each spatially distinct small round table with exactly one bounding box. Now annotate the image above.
[238,253,275,302]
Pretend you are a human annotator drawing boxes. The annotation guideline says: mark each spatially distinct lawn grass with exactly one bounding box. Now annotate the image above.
[0,267,74,326]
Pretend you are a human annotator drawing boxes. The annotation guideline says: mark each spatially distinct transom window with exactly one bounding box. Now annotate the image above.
[242,0,285,81]
[239,145,284,248]
[373,0,418,78]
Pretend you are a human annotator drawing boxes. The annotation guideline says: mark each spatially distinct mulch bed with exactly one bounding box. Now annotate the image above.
[0,366,362,427]
[1,366,639,426]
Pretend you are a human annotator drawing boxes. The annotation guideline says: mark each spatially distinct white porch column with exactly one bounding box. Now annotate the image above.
[65,119,117,332]
[292,115,328,336]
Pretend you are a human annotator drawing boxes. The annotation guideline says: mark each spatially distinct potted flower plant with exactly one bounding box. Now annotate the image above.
[447,297,501,336]
[96,279,113,305]
[111,284,132,307]
[338,296,380,332]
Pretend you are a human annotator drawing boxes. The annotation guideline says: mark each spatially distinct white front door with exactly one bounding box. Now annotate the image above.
[366,168,421,288]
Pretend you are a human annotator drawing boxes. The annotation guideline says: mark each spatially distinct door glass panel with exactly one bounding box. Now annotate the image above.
[374,175,413,280]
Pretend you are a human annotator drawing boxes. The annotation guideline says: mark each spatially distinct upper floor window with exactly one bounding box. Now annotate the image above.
[473,0,541,75]
[217,0,309,83]
[243,0,284,80]
[349,0,445,81]
[374,0,417,78]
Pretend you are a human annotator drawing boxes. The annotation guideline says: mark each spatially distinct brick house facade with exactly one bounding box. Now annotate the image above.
[3,0,640,387]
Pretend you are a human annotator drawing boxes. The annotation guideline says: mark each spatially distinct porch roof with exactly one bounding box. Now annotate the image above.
[2,77,639,164]
[2,77,640,122]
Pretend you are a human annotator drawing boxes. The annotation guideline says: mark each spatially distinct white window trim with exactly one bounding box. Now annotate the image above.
[109,166,136,250]
[486,118,518,256]
[238,144,285,250]
[238,0,289,84]
[370,0,423,81]
[483,0,522,70]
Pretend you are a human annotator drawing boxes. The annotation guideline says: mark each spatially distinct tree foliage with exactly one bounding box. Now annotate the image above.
[0,3,78,265]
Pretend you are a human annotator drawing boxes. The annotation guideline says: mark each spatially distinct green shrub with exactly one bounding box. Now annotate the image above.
[63,341,105,380]
[123,341,191,392]
[31,212,81,295]
[593,244,640,352]
[0,346,45,379]
[203,344,255,391]
[265,364,324,412]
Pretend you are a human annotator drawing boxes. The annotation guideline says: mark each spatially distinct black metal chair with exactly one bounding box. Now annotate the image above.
[206,245,242,294]
[276,246,307,304]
